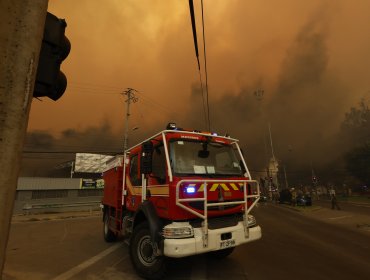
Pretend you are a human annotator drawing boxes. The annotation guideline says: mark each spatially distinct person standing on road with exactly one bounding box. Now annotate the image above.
[330,189,341,210]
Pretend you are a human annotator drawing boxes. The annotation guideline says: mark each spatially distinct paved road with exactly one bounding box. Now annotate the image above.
[3,204,370,280]
[313,198,370,214]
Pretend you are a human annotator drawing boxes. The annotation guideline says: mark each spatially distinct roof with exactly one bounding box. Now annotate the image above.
[127,129,238,152]
[74,153,114,173]
[17,177,82,190]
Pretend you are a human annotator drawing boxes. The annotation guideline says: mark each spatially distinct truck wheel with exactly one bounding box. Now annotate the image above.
[130,222,166,280]
[103,212,117,243]
[207,247,235,259]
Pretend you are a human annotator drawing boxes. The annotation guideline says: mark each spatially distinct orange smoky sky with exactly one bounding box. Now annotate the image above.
[27,0,370,164]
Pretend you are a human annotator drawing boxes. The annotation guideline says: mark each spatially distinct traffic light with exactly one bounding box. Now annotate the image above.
[34,12,71,101]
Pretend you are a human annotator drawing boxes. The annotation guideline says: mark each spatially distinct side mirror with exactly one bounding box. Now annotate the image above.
[141,141,153,174]
[198,150,210,158]
[240,160,246,173]
[198,142,210,158]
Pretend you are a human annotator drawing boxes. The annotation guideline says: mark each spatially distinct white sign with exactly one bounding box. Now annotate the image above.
[74,153,114,173]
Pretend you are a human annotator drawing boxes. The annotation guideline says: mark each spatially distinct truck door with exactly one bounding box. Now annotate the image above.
[150,144,167,185]
[129,153,141,186]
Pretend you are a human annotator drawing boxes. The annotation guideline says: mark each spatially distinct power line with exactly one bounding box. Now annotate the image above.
[197,64,208,128]
[189,0,211,131]
[135,92,204,127]
[46,79,206,128]
[69,81,122,89]
[189,0,201,70]
[67,81,196,122]
[67,80,201,124]
[201,0,211,131]
[189,0,208,130]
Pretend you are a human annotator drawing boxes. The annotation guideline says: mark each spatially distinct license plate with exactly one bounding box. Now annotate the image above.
[220,239,235,249]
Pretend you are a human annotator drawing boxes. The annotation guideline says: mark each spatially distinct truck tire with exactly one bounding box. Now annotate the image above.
[103,212,117,243]
[207,247,235,259]
[130,222,166,280]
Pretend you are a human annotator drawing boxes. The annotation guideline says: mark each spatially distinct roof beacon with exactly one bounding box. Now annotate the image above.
[167,122,177,130]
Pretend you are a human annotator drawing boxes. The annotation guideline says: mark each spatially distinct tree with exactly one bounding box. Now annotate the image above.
[341,98,370,145]
[341,98,370,186]
[345,142,370,187]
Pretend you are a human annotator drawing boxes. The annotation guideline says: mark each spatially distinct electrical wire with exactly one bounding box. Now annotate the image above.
[198,64,208,129]
[189,0,201,70]
[134,91,204,127]
[66,80,203,126]
[201,0,211,131]
[189,0,209,131]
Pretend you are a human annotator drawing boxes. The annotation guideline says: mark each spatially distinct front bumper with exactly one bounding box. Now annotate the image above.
[163,222,262,258]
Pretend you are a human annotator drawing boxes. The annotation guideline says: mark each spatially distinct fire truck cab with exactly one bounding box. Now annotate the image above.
[102,123,261,279]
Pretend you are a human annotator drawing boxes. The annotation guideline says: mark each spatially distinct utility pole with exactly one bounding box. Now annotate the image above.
[120,88,138,205]
[268,122,276,161]
[268,123,279,190]
[0,0,48,276]
[121,88,138,153]
[254,89,269,186]
[284,165,289,189]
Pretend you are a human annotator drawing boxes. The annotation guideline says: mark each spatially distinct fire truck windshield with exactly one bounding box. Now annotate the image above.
[169,140,244,176]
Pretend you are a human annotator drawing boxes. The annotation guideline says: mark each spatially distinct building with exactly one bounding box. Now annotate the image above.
[14,177,104,215]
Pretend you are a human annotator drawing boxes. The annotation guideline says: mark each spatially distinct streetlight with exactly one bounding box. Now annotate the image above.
[254,89,270,192]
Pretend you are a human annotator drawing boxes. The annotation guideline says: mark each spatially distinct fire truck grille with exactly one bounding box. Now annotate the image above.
[190,214,243,230]
[187,201,241,211]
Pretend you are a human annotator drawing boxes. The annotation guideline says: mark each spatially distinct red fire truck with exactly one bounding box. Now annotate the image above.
[101,123,261,279]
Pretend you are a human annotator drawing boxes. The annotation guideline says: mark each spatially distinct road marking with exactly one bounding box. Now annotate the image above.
[59,222,68,243]
[328,215,352,220]
[352,204,370,208]
[52,243,123,280]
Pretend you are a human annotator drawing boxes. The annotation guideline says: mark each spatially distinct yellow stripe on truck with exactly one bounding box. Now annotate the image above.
[125,177,135,195]
[230,183,239,190]
[148,185,169,196]
[209,183,219,191]
[198,183,233,192]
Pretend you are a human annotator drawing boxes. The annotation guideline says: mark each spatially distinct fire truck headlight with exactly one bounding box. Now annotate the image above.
[247,215,257,227]
[163,223,194,239]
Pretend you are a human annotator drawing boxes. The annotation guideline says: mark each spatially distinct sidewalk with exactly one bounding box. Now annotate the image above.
[11,209,102,223]
[276,203,370,234]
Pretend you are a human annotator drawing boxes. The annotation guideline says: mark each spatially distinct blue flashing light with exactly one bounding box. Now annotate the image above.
[185,186,196,194]
[212,132,218,136]
[166,122,177,130]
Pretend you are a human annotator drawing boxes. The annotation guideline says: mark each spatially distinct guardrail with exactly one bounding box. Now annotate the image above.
[22,201,101,214]
[175,179,260,247]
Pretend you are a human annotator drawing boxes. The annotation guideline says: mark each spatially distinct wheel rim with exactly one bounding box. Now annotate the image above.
[137,235,157,266]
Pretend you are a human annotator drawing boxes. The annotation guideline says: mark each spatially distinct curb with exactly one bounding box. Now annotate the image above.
[272,203,322,212]
[11,210,102,223]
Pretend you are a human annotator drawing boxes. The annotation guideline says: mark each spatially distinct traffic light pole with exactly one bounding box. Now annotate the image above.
[0,0,48,276]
